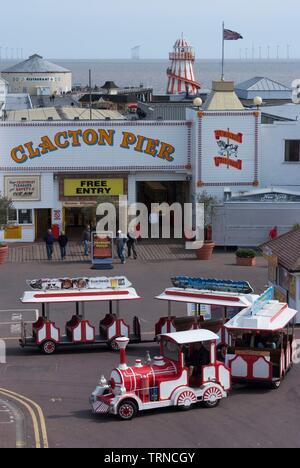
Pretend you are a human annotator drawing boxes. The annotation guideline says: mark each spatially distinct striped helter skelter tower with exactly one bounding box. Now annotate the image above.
[166,37,201,95]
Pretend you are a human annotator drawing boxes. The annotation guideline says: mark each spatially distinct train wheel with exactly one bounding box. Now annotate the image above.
[202,387,222,408]
[41,340,56,355]
[177,390,197,411]
[118,400,137,421]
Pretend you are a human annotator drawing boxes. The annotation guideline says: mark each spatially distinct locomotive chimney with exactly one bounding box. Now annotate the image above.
[115,337,130,370]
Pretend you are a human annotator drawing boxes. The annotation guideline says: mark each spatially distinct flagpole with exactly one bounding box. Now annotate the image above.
[221,21,225,81]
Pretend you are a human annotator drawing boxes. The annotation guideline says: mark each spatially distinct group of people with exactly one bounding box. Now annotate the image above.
[115,230,138,264]
[44,229,68,261]
[44,225,139,263]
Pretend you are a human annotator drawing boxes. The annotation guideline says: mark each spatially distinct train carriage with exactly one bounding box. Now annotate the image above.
[224,287,297,389]
[19,276,142,354]
[155,278,255,349]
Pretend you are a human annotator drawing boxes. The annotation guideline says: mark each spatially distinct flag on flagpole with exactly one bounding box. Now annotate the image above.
[224,29,243,41]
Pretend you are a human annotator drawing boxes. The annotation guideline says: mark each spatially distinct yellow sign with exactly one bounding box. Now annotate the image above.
[4,225,22,240]
[64,179,124,197]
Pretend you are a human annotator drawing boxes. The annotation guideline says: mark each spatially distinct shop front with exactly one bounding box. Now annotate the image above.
[59,175,128,239]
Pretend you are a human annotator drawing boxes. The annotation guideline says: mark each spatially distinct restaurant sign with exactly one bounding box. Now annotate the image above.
[64,179,124,197]
[4,176,41,201]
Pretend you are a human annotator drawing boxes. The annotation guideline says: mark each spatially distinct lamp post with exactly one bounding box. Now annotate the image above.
[253,96,263,109]
[193,97,203,110]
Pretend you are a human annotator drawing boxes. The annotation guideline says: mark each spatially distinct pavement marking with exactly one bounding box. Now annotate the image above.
[0,389,49,449]
[0,398,26,448]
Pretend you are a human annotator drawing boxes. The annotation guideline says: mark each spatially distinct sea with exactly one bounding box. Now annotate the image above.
[1,59,300,93]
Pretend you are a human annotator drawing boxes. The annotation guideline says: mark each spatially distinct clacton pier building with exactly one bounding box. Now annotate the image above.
[0,38,299,245]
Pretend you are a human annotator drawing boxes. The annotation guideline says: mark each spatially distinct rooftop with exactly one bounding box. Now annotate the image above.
[261,103,300,121]
[236,76,291,93]
[3,93,32,111]
[4,106,125,121]
[261,228,300,272]
[236,77,292,102]
[2,54,71,74]
[203,80,244,111]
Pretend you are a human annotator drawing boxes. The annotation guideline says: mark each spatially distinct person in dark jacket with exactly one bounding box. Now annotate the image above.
[58,231,68,260]
[127,229,138,259]
[44,229,55,261]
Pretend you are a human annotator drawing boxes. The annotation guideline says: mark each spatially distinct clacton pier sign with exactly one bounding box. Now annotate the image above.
[10,129,176,165]
[0,122,189,171]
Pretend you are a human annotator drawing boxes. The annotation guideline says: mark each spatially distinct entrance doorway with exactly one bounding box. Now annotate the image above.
[35,209,52,240]
[137,181,190,208]
[64,206,97,240]
[136,181,190,240]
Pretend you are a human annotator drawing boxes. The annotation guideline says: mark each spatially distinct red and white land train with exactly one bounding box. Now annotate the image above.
[90,331,231,420]
[20,285,142,354]
[166,37,201,96]
[224,296,297,389]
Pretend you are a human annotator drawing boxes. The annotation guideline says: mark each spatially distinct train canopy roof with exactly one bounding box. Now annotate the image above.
[21,288,141,304]
[156,288,256,308]
[224,301,297,332]
[161,330,219,344]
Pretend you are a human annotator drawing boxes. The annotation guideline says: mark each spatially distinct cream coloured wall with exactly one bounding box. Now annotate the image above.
[2,72,72,96]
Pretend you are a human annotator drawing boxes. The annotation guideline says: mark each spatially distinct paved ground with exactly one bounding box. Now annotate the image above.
[7,241,195,263]
[0,253,299,448]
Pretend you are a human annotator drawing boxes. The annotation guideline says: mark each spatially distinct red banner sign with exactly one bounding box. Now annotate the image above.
[214,130,243,144]
[214,156,242,170]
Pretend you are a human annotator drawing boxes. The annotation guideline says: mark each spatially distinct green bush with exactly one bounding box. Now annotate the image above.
[0,194,14,228]
[235,248,256,259]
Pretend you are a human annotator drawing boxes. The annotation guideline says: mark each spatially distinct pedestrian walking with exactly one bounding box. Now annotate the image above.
[83,225,91,257]
[127,229,138,259]
[44,228,55,261]
[58,231,68,260]
[116,230,128,264]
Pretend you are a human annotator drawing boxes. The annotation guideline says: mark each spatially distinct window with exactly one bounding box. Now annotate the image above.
[7,209,33,225]
[162,339,180,362]
[8,209,17,223]
[285,140,300,162]
[278,266,289,291]
[18,209,33,225]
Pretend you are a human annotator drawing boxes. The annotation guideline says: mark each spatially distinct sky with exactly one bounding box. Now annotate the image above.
[0,0,299,60]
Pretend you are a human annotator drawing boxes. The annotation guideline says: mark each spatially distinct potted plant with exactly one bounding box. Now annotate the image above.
[236,248,257,267]
[0,243,8,265]
[195,191,218,260]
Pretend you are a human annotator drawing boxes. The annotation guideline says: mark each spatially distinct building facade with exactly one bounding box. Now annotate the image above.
[1,80,300,245]
[0,120,191,241]
[2,55,72,96]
